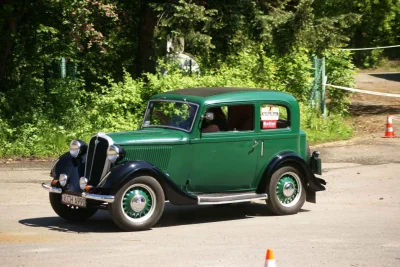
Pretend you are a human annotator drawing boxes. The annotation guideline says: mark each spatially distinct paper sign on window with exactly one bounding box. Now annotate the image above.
[261,106,279,129]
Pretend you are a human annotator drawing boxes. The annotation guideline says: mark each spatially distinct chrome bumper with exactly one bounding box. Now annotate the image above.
[82,192,114,203]
[42,183,115,203]
[42,183,62,194]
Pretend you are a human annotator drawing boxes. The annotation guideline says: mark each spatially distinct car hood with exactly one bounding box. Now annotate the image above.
[106,128,190,146]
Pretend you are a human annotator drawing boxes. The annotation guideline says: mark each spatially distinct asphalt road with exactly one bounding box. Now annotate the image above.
[0,137,399,267]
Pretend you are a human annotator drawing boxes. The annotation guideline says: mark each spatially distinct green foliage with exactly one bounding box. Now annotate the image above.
[363,49,385,68]
[323,49,356,115]
[300,104,353,144]
[85,72,145,132]
[153,0,217,56]
[1,0,390,157]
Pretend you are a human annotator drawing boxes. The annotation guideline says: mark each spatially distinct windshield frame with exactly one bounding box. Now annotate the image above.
[141,99,200,132]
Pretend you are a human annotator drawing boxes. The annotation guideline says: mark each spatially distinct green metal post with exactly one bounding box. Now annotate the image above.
[321,57,327,117]
[310,56,318,107]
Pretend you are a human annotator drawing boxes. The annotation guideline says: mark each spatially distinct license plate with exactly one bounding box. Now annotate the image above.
[61,194,87,208]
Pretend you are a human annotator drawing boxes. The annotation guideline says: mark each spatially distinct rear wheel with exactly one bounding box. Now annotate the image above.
[266,165,306,215]
[109,176,165,231]
[49,193,98,221]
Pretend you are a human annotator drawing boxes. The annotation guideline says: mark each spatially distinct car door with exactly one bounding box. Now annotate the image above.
[255,102,300,179]
[187,104,259,193]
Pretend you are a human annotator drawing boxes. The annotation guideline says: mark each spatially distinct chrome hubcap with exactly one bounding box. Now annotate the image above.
[283,182,295,197]
[130,193,147,212]
[276,172,302,207]
[121,183,156,223]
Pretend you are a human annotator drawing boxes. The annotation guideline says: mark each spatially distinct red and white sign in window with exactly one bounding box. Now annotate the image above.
[261,106,279,129]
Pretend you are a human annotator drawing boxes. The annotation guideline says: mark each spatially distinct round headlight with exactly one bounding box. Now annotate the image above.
[79,177,88,190]
[70,140,81,158]
[107,145,120,163]
[59,174,68,187]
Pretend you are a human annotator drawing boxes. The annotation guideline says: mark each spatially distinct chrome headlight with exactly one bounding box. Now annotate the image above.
[59,174,68,187]
[79,177,88,190]
[69,140,87,158]
[107,145,121,163]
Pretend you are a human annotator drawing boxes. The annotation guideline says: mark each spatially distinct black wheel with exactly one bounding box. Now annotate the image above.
[49,193,98,221]
[266,165,306,215]
[109,176,165,231]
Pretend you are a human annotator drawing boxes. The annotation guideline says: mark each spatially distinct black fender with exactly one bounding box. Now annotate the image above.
[257,152,326,202]
[97,160,198,205]
[50,152,85,192]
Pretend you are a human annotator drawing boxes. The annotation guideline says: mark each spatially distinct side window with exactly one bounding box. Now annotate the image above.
[260,104,290,130]
[201,104,254,133]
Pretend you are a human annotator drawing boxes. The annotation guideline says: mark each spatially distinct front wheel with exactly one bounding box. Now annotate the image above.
[109,176,165,231]
[49,193,98,221]
[266,165,306,215]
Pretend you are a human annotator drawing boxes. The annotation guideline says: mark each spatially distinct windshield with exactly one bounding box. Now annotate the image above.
[142,100,199,131]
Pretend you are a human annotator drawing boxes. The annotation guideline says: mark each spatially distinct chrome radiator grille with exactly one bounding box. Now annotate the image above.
[85,134,111,186]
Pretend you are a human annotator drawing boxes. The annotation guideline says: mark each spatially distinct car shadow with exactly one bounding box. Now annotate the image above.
[348,103,400,116]
[19,210,121,233]
[369,73,400,82]
[19,202,309,233]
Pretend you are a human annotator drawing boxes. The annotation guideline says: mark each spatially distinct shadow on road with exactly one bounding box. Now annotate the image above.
[19,210,120,233]
[19,202,309,233]
[370,73,400,82]
[349,103,400,116]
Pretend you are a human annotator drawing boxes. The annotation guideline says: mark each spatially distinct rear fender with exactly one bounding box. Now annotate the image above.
[257,152,326,200]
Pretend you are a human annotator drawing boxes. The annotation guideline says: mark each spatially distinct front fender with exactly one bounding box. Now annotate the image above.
[257,152,326,193]
[97,160,198,205]
[50,152,85,192]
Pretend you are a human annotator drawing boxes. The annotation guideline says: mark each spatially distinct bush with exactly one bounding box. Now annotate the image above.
[300,104,353,144]
[324,49,356,115]
[0,48,355,157]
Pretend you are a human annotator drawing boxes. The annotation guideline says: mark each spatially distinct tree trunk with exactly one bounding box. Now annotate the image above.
[136,1,157,76]
[0,0,16,83]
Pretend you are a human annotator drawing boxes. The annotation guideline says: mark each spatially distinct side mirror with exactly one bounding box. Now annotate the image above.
[203,112,214,121]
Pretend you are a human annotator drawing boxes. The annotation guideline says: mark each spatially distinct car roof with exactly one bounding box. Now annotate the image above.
[151,87,297,105]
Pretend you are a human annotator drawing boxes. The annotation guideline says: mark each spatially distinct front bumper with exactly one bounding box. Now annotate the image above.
[41,183,115,203]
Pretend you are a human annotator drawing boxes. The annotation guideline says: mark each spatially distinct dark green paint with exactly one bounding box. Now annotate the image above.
[106,88,312,194]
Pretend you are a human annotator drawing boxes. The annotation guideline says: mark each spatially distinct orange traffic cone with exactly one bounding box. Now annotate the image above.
[383,115,396,138]
[264,249,276,267]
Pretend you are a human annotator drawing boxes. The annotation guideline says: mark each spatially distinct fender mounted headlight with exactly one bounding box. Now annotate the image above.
[69,140,88,158]
[107,145,125,163]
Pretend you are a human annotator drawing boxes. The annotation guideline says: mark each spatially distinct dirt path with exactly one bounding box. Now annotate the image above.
[350,71,400,137]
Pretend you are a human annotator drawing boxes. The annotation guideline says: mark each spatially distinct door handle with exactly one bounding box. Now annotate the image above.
[251,140,259,149]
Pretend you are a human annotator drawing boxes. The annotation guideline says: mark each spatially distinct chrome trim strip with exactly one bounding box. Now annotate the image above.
[98,133,113,178]
[200,193,263,200]
[41,183,62,194]
[97,132,114,146]
[98,171,111,186]
[88,135,98,181]
[261,141,264,157]
[82,192,114,203]
[84,133,114,182]
[197,194,268,205]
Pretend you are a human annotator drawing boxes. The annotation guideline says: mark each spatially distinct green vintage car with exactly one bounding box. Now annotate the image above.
[42,87,325,231]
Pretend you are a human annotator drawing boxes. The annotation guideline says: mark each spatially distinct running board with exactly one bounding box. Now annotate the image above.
[197,192,268,205]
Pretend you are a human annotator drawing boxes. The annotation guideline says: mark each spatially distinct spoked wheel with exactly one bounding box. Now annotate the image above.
[266,165,306,215]
[109,176,165,231]
[49,193,98,221]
